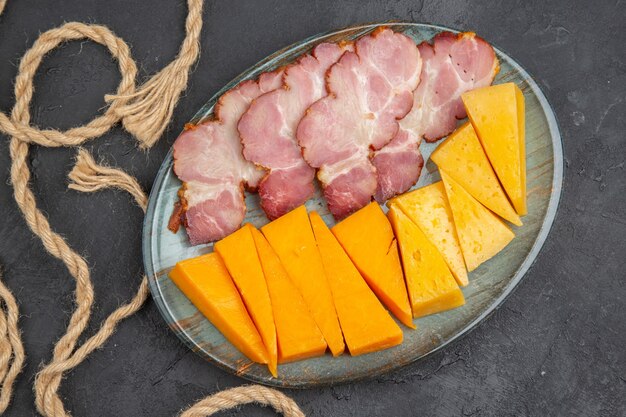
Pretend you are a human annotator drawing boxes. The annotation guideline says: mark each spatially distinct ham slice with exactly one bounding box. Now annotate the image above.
[373,32,499,202]
[238,42,352,220]
[171,70,283,245]
[297,28,422,219]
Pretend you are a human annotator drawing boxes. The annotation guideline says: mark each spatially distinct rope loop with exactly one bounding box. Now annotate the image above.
[1,22,138,148]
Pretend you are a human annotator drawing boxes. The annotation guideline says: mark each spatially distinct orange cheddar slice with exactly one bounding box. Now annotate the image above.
[388,206,465,318]
[389,183,469,287]
[261,206,345,356]
[310,212,403,356]
[462,83,527,215]
[430,122,522,226]
[249,227,327,363]
[214,224,277,376]
[331,202,414,328]
[440,170,515,271]
[169,253,269,365]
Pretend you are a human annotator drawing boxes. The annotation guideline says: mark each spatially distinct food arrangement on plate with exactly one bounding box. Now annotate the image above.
[142,22,562,386]
[164,25,528,377]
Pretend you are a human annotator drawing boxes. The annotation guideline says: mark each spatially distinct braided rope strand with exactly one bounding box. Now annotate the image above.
[180,386,305,417]
[105,0,203,147]
[0,271,23,414]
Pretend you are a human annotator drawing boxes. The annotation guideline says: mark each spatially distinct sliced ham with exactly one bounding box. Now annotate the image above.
[371,128,425,203]
[373,32,499,202]
[238,42,352,220]
[297,28,422,219]
[171,70,283,244]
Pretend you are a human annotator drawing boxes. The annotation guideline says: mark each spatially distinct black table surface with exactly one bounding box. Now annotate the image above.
[1,1,624,416]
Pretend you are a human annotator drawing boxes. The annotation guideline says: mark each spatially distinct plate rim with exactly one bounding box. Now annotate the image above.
[142,21,564,388]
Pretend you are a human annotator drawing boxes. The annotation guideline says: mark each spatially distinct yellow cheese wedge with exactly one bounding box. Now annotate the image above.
[516,86,526,215]
[249,227,327,363]
[389,182,468,287]
[388,206,465,318]
[169,253,269,365]
[462,83,527,215]
[214,224,277,376]
[331,202,414,328]
[440,170,515,271]
[310,212,403,356]
[261,206,345,356]
[430,122,522,226]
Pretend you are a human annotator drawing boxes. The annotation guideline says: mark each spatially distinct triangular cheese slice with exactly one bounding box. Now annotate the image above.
[430,122,521,226]
[389,182,468,287]
[249,227,327,363]
[440,170,515,271]
[261,206,345,356]
[331,203,414,328]
[462,83,527,215]
[169,253,269,365]
[388,206,465,318]
[214,224,277,376]
[310,212,403,356]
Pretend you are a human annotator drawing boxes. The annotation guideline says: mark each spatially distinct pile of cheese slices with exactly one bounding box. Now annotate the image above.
[168,82,526,377]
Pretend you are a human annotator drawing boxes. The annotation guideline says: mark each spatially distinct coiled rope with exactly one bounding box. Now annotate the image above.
[0,1,305,415]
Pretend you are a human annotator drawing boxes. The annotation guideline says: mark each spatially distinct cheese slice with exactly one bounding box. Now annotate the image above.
[462,83,527,215]
[389,182,468,287]
[261,206,345,356]
[249,227,327,364]
[516,86,527,215]
[214,224,277,376]
[440,170,515,271]
[310,212,403,356]
[331,202,414,328]
[388,206,465,318]
[169,253,269,365]
[430,122,522,226]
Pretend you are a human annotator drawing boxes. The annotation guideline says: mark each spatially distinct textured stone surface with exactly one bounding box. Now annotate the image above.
[0,1,624,416]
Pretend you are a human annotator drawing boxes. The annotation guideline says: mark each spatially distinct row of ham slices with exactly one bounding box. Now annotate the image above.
[170,27,499,245]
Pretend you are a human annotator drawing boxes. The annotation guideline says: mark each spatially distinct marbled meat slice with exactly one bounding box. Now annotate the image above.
[238,42,352,220]
[373,32,499,202]
[297,28,422,219]
[170,70,284,245]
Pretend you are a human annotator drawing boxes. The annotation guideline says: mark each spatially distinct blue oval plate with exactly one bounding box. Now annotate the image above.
[143,23,563,388]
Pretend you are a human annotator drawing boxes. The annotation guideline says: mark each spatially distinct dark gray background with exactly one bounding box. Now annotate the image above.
[0,1,624,416]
